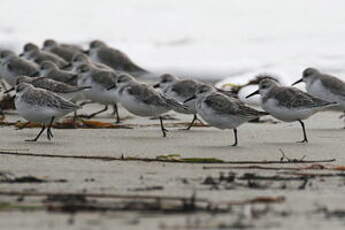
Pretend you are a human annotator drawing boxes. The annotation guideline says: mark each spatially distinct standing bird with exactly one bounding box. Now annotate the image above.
[153,74,202,130]
[14,83,80,142]
[20,43,68,68]
[76,64,120,122]
[87,40,148,76]
[184,85,268,146]
[37,61,78,85]
[246,79,337,143]
[42,39,83,62]
[108,74,172,137]
[0,50,39,86]
[292,68,345,112]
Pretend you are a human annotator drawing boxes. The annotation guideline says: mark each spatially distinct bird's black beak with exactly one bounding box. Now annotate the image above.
[4,87,15,94]
[292,78,303,86]
[31,72,40,77]
[83,50,89,55]
[19,53,24,57]
[246,90,260,99]
[184,95,196,103]
[107,84,116,91]
[153,83,160,88]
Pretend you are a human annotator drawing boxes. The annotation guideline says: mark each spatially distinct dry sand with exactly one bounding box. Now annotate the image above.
[0,104,345,230]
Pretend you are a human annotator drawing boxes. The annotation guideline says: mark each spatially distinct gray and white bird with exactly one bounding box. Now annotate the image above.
[42,39,84,62]
[292,68,345,111]
[37,61,78,85]
[0,50,39,86]
[21,43,68,68]
[185,84,268,146]
[87,40,148,76]
[153,73,202,130]
[13,76,91,100]
[68,53,113,73]
[76,64,120,122]
[108,74,172,137]
[247,78,337,143]
[14,83,80,142]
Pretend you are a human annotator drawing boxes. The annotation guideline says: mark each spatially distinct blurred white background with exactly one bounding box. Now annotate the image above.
[1,0,345,82]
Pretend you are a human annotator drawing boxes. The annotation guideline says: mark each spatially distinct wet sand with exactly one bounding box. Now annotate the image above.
[0,104,345,229]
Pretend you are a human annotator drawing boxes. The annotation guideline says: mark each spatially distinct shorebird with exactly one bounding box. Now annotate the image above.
[76,64,120,122]
[11,76,91,100]
[36,61,78,85]
[108,74,172,137]
[14,83,80,142]
[292,67,345,112]
[87,40,148,76]
[21,43,68,68]
[184,84,268,146]
[247,78,337,143]
[0,50,39,86]
[153,73,202,130]
[42,39,83,62]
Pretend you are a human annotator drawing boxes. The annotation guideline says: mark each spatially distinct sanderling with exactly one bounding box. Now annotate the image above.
[292,68,345,112]
[153,73,202,130]
[76,64,121,123]
[14,83,80,142]
[87,40,148,76]
[246,78,337,143]
[184,84,268,146]
[108,74,171,137]
[0,51,39,86]
[68,53,113,73]
[11,76,91,101]
[42,39,83,62]
[37,61,78,85]
[21,43,68,68]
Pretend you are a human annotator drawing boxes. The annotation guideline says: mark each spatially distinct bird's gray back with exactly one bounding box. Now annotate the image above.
[97,47,147,73]
[22,87,79,110]
[266,86,332,108]
[127,84,167,107]
[91,70,117,88]
[170,80,199,98]
[320,74,345,98]
[205,93,267,117]
[10,58,38,76]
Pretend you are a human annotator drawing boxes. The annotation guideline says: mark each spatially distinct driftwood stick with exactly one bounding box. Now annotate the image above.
[0,151,336,164]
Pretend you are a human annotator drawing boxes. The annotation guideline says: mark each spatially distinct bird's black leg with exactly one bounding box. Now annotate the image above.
[113,103,120,123]
[160,116,169,137]
[185,114,197,130]
[46,117,55,140]
[231,128,238,146]
[80,105,108,119]
[25,126,46,142]
[297,120,308,143]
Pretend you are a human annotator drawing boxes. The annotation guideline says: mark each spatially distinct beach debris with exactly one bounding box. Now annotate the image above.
[0,171,67,183]
[0,151,337,166]
[200,172,313,191]
[0,190,285,214]
[0,94,15,110]
[128,186,164,192]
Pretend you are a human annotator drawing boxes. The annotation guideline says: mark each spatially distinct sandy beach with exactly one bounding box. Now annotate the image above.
[0,104,345,230]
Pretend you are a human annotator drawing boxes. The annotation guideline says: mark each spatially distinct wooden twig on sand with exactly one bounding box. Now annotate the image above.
[0,151,336,164]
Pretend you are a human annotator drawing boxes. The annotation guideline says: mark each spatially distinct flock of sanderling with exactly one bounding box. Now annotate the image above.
[0,39,345,145]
